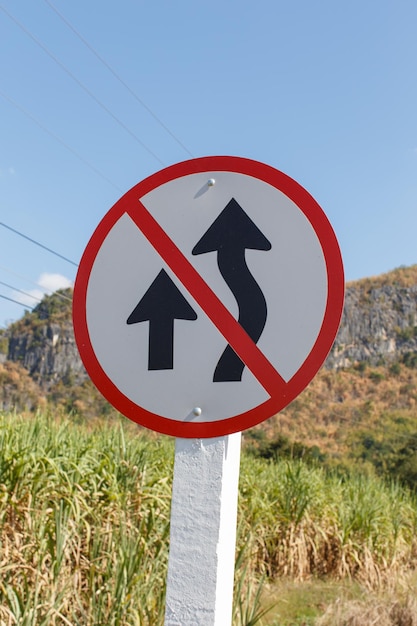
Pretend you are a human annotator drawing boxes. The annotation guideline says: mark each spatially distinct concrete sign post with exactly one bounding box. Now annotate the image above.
[164,434,241,626]
[73,156,344,625]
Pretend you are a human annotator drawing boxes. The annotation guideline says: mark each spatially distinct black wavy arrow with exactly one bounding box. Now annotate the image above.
[192,198,271,381]
[127,269,197,370]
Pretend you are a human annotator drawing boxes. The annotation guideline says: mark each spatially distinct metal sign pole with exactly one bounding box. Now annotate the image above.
[164,433,241,626]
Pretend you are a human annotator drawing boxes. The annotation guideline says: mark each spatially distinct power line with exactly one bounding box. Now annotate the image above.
[0,293,34,309]
[0,266,73,302]
[0,90,124,193]
[44,0,194,159]
[0,4,166,166]
[0,280,42,304]
[0,222,78,267]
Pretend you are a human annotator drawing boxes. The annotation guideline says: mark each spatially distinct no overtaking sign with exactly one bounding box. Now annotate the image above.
[73,156,344,438]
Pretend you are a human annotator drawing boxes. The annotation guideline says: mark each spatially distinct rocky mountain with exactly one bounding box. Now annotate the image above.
[1,289,85,389]
[1,265,417,415]
[327,265,417,369]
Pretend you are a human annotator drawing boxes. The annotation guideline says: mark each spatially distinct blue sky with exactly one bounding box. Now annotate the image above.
[0,0,416,328]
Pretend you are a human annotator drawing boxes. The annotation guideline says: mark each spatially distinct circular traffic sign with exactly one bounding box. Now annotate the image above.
[73,156,344,438]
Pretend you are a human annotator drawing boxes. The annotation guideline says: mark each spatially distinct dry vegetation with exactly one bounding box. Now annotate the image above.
[316,595,417,626]
[1,412,417,624]
[249,359,417,462]
[348,264,417,290]
[2,270,417,623]
[0,361,46,412]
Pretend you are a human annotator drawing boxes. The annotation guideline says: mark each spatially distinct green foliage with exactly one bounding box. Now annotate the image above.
[238,453,417,585]
[395,325,417,342]
[0,330,8,355]
[368,370,384,383]
[1,413,417,624]
[401,351,417,368]
[0,413,173,624]
[32,288,73,322]
[247,433,326,465]
[345,413,417,487]
[350,430,396,474]
[389,362,401,376]
[391,433,417,490]
[47,377,118,420]
[9,289,73,337]
[265,579,367,626]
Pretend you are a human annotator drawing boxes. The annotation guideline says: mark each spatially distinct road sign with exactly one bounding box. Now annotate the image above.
[73,156,344,438]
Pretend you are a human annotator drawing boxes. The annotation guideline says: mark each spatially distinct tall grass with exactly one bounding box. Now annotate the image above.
[0,413,172,625]
[1,412,417,624]
[238,456,417,588]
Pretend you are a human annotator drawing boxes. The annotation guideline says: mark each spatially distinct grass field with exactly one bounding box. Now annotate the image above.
[1,412,417,625]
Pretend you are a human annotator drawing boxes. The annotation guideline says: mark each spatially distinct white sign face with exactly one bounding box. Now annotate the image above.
[73,157,344,438]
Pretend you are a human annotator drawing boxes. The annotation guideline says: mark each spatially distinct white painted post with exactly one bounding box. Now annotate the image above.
[164,432,242,626]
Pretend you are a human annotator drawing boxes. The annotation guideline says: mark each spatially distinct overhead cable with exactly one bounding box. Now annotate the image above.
[0,90,124,193]
[0,4,166,166]
[0,222,78,267]
[0,293,34,309]
[44,0,194,158]
[0,280,42,303]
[0,265,73,302]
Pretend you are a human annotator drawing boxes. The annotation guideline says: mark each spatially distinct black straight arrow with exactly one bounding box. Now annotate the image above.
[127,269,197,370]
[192,198,271,382]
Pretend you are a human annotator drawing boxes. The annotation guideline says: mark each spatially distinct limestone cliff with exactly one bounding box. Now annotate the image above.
[1,266,417,409]
[327,266,417,369]
[1,289,86,397]
[7,319,86,389]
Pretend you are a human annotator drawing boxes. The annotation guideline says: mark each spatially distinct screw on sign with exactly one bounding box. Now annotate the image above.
[72,156,344,439]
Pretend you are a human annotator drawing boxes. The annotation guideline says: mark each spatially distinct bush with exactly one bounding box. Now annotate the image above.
[247,433,326,464]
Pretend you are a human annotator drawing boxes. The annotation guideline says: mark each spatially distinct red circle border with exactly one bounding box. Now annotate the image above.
[73,156,344,438]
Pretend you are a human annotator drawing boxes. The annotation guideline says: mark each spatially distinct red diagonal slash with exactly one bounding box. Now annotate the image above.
[127,201,287,397]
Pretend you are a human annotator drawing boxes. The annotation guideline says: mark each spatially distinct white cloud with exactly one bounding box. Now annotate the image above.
[13,290,43,308]
[38,273,72,292]
[12,273,73,308]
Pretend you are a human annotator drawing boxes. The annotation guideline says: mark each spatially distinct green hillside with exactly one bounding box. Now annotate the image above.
[248,358,417,487]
